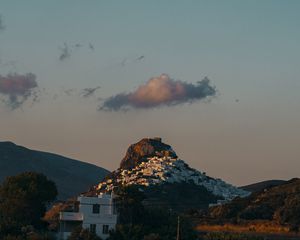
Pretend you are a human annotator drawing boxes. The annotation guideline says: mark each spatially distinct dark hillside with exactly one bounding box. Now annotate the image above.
[0,141,109,199]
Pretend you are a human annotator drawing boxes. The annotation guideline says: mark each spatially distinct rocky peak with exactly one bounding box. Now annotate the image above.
[94,137,249,203]
[120,137,177,170]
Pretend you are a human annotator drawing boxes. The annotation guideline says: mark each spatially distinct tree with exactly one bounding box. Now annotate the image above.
[114,185,146,224]
[0,172,58,237]
[68,227,102,240]
[143,233,160,240]
[44,198,78,231]
[109,185,197,240]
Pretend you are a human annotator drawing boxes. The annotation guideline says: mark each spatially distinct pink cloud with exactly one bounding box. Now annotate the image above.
[0,73,38,109]
[101,74,216,111]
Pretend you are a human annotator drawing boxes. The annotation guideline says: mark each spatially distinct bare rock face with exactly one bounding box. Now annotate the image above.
[120,138,177,170]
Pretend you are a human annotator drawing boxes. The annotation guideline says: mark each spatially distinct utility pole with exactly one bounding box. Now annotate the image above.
[176,215,180,240]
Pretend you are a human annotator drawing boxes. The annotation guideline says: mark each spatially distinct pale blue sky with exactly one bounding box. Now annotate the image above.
[0,1,300,185]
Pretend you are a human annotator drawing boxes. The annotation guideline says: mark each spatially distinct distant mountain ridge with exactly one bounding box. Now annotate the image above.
[240,180,287,193]
[0,141,109,200]
[88,138,249,210]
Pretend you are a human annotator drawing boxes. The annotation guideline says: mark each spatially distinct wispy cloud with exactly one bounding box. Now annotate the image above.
[120,55,145,67]
[58,42,95,61]
[100,74,216,111]
[0,73,38,109]
[134,55,145,62]
[49,86,101,100]
[81,86,101,98]
[89,43,94,51]
[63,88,76,96]
[58,43,71,61]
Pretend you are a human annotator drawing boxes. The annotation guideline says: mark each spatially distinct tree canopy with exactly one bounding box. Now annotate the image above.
[68,227,102,240]
[108,185,197,240]
[0,172,57,238]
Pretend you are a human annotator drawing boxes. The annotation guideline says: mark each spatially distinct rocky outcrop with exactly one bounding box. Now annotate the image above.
[92,138,249,205]
[120,138,177,170]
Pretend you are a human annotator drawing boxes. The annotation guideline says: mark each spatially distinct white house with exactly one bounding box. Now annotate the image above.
[59,193,117,240]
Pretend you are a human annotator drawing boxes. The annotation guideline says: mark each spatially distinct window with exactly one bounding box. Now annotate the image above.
[92,204,100,214]
[102,225,109,234]
[90,224,96,233]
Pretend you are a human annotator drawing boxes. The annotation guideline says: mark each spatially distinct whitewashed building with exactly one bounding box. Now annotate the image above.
[59,193,117,240]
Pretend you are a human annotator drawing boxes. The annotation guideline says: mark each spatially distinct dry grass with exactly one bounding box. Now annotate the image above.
[196,221,291,235]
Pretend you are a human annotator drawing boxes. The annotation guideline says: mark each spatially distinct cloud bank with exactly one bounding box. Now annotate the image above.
[100,74,216,111]
[0,73,38,109]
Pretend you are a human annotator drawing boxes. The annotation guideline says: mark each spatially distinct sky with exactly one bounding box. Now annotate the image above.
[0,0,300,186]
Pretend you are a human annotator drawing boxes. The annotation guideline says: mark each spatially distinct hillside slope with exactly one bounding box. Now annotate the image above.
[88,138,249,210]
[209,178,300,226]
[0,141,109,200]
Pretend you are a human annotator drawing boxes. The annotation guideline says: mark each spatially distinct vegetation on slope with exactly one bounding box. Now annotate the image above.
[208,178,300,229]
[108,185,198,240]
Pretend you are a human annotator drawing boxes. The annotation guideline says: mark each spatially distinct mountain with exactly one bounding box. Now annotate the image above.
[240,180,287,193]
[88,137,249,210]
[209,178,300,226]
[0,141,109,200]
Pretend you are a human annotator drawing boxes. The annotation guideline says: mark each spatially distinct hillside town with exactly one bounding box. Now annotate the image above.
[96,138,249,202]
